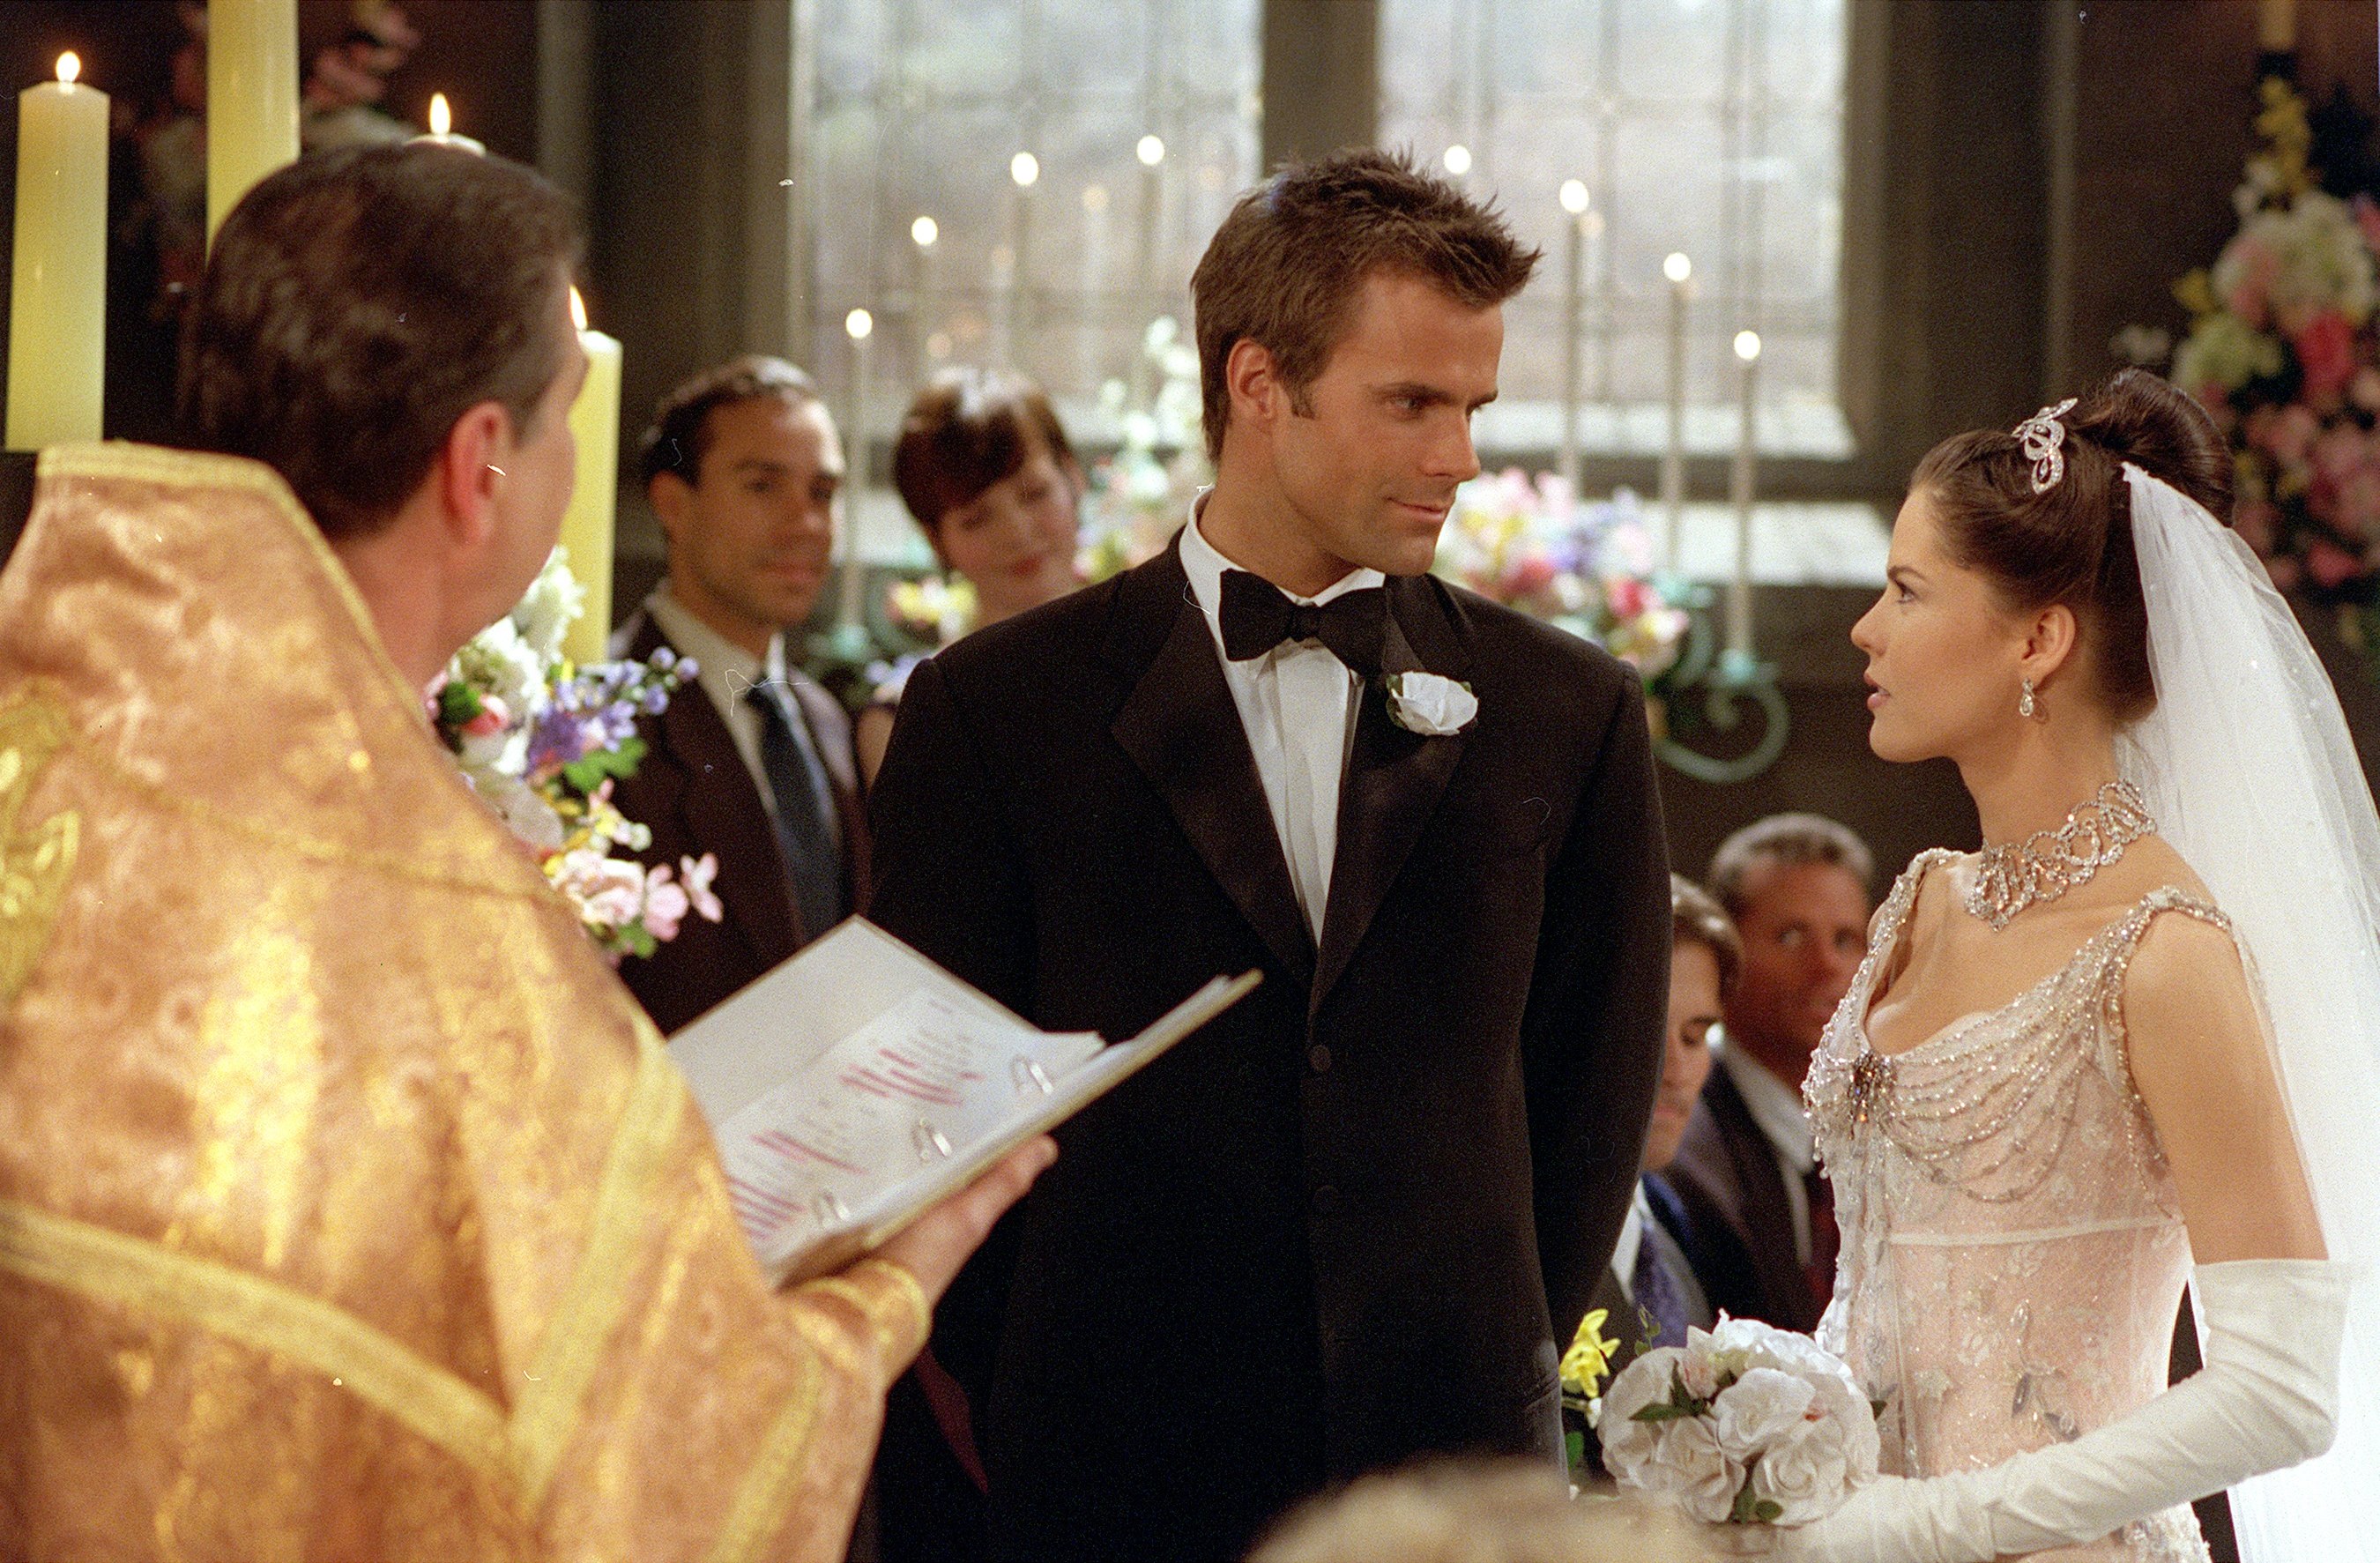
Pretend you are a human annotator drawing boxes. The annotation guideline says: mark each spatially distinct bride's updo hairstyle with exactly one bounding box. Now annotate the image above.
[1909,368,2232,724]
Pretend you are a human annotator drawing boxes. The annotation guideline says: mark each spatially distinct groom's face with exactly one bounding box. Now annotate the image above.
[1269,271,1500,577]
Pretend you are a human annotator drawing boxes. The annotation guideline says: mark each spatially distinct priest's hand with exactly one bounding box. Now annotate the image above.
[874,1136,1058,1306]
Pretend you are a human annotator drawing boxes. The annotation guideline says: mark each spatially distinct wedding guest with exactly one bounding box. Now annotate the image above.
[608,355,869,1034]
[1248,1461,1710,1563]
[1666,815,1873,1332]
[0,140,1048,1559]
[1588,876,1731,1381]
[856,368,1088,785]
[866,148,1671,1563]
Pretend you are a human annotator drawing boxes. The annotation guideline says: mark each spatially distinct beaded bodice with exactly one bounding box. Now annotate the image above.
[1804,850,2226,1563]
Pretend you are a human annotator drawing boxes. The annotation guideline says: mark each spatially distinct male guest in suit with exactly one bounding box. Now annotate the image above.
[608,357,868,1034]
[1667,815,1872,1333]
[1587,876,1734,1387]
[865,149,1672,1562]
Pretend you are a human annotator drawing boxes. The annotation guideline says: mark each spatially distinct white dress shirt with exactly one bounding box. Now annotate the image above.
[1609,1182,1654,1303]
[644,585,790,820]
[1177,502,1386,941]
[1718,1041,1818,1267]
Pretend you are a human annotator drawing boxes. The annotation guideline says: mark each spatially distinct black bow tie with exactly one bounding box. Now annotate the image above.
[1217,569,1387,676]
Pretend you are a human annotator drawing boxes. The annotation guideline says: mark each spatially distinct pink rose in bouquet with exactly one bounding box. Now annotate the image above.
[2294,309,2357,404]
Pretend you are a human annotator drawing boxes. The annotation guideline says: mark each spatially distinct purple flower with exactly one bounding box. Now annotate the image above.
[524,710,590,773]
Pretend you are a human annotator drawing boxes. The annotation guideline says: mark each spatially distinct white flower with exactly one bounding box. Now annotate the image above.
[1385,671,1478,736]
[1637,1416,1747,1525]
[1595,1348,1691,1478]
[1711,1367,1817,1462]
[460,764,565,852]
[453,616,547,718]
[511,547,589,663]
[1751,1417,1852,1526]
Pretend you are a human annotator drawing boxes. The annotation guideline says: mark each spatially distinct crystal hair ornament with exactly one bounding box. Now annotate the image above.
[2013,398,2079,494]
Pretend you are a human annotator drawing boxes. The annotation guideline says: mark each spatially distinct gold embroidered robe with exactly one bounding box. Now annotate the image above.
[0,444,925,1562]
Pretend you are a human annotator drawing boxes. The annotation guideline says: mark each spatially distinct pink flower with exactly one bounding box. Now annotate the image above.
[1606,577,1652,619]
[2310,424,2371,485]
[2294,311,2358,405]
[1500,554,1556,599]
[2305,538,2368,589]
[2332,469,2380,542]
[681,854,723,922]
[2221,234,2280,328]
[461,693,509,738]
[2264,404,2324,464]
[642,864,690,942]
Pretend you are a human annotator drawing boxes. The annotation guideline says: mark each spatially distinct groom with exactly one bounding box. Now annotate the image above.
[866,149,1671,1562]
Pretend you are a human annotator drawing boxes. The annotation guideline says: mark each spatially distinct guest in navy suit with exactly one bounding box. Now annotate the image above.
[607,356,869,1035]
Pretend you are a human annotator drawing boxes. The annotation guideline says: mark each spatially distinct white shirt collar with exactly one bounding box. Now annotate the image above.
[1177,492,1387,651]
[1720,1041,1815,1175]
[1610,1180,1652,1297]
[646,584,786,705]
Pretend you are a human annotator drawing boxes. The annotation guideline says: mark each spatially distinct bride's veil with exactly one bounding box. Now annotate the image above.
[2117,465,2380,1561]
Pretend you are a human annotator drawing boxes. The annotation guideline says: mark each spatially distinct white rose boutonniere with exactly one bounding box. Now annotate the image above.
[1383,671,1478,737]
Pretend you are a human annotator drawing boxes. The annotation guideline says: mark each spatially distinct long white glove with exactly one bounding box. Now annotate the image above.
[1771,1258,2349,1563]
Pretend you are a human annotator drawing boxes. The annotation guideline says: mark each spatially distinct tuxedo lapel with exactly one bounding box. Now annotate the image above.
[631,617,804,963]
[1107,548,1317,987]
[1312,576,1472,1010]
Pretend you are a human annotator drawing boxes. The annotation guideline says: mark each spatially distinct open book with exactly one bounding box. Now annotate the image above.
[669,919,1260,1286]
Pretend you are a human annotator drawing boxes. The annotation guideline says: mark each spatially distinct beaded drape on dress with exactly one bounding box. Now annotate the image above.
[1806,851,2228,1563]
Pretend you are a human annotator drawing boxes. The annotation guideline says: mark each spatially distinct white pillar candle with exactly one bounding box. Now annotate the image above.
[1557,181,1590,500]
[1728,330,1761,661]
[836,308,874,632]
[1661,252,1692,569]
[560,287,621,666]
[7,54,108,450]
[206,0,298,242]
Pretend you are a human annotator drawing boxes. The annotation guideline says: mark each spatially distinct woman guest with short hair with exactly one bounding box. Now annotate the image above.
[856,368,1087,785]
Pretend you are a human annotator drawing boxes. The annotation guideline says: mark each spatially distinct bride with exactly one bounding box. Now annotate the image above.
[1769,371,2375,1562]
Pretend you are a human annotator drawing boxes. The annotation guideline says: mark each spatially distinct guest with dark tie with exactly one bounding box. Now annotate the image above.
[1665,815,1873,1332]
[606,355,868,1034]
[856,368,1088,786]
[1587,876,1729,1387]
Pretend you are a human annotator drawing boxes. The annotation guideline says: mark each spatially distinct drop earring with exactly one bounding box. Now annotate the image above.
[2019,677,2038,720]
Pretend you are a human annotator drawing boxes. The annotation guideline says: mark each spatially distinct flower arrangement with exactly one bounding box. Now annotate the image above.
[1596,1316,1879,1528]
[2160,79,2380,670]
[1559,1306,1625,1476]
[1079,316,1212,583]
[431,547,723,961]
[1433,471,1698,681]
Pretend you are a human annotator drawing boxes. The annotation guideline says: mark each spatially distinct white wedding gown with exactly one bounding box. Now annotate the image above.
[1804,850,2223,1563]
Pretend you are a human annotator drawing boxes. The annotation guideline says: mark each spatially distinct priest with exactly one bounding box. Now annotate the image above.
[0,142,1048,1560]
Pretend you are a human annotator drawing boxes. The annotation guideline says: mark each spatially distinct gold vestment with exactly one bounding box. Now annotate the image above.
[0,445,926,1561]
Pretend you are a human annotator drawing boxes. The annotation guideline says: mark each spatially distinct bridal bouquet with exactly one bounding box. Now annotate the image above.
[1596,1316,1879,1528]
[431,547,723,962]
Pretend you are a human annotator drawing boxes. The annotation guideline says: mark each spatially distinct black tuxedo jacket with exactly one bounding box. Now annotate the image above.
[865,542,1670,1562]
[606,612,869,1035]
[1665,1063,1820,1332]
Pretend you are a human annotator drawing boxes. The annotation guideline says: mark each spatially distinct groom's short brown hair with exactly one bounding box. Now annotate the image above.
[1189,148,1538,462]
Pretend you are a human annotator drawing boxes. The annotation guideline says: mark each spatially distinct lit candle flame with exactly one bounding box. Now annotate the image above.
[1664,252,1693,285]
[1442,144,1473,176]
[845,308,874,341]
[1010,152,1040,188]
[1137,135,1166,167]
[1559,180,1589,216]
[569,286,589,333]
[428,93,451,137]
[1734,330,1763,362]
[911,215,939,248]
[56,53,80,86]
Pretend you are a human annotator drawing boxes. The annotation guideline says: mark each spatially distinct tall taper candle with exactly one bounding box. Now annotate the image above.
[560,287,621,666]
[836,308,874,632]
[1728,330,1761,660]
[7,55,108,450]
[1662,252,1692,569]
[1557,181,1590,499]
[206,0,299,242]
[1000,151,1038,365]
[1137,134,1166,295]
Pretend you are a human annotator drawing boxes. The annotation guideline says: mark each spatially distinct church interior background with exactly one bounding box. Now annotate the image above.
[4,0,2378,873]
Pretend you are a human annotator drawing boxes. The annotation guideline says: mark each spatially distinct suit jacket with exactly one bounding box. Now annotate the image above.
[606,611,870,1035]
[864,541,1672,1562]
[1665,1064,1820,1332]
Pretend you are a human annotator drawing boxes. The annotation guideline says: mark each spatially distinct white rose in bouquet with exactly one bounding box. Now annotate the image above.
[1640,1415,1748,1526]
[1711,1368,1817,1462]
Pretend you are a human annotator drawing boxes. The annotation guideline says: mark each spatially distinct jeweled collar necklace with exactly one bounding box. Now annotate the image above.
[1964,778,2154,930]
